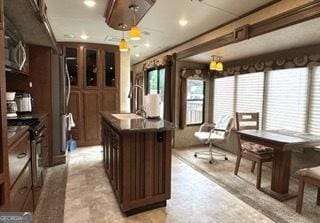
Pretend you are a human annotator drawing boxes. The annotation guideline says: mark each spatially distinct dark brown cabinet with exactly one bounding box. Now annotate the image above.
[62,43,120,147]
[83,92,100,144]
[101,118,172,215]
[8,132,33,212]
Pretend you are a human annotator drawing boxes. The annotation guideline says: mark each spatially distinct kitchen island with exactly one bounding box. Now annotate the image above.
[100,112,174,216]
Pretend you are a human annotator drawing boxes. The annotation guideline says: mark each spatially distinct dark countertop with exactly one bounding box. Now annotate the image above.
[7,113,48,121]
[7,125,29,147]
[100,112,175,133]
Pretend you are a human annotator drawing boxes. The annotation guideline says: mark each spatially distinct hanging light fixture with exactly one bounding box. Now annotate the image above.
[209,55,223,72]
[119,23,129,52]
[129,4,141,41]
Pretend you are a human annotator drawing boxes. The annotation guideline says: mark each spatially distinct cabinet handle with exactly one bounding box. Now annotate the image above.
[17,152,27,159]
[18,186,29,195]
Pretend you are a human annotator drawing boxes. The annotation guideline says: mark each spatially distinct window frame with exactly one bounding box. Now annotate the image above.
[186,79,206,126]
[145,66,165,95]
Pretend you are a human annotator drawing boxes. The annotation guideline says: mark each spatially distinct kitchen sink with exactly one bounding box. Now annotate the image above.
[112,113,144,120]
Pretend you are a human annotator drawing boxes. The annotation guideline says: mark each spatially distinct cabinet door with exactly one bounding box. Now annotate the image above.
[101,91,118,112]
[103,50,116,88]
[84,48,99,89]
[83,92,100,144]
[65,47,80,88]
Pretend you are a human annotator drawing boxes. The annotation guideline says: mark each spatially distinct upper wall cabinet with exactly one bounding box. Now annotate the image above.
[104,50,116,88]
[84,48,99,88]
[65,47,79,87]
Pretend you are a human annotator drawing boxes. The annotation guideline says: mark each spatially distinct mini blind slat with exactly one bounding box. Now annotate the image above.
[236,72,264,126]
[265,68,309,132]
[309,66,320,135]
[214,76,235,121]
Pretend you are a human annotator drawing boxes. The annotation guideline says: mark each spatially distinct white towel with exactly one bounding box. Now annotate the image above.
[67,113,76,131]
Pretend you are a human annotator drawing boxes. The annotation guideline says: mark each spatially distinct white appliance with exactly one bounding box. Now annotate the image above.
[144,94,161,119]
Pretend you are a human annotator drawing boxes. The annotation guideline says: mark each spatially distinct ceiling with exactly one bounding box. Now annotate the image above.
[46,0,273,63]
[184,17,320,64]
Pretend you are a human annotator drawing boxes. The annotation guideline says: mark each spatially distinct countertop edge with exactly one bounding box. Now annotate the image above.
[100,112,175,133]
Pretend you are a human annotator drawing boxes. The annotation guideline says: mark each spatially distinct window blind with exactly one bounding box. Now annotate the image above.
[264,68,309,132]
[213,76,235,122]
[309,66,320,135]
[236,72,264,126]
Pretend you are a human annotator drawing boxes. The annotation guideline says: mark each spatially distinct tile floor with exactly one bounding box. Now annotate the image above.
[63,146,274,223]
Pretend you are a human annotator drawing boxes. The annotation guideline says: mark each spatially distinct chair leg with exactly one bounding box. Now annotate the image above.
[234,154,241,175]
[209,142,213,164]
[251,161,256,173]
[317,188,320,206]
[256,162,262,189]
[296,177,305,213]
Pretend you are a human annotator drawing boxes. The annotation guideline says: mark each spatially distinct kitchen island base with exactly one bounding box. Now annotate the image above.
[101,112,174,215]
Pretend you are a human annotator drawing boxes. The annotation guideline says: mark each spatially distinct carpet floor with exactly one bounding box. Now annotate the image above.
[173,146,320,223]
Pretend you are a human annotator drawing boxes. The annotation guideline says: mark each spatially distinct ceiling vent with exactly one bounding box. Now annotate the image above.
[104,36,121,42]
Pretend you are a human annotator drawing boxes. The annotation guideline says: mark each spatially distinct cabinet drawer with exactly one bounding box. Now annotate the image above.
[10,162,32,212]
[9,132,31,187]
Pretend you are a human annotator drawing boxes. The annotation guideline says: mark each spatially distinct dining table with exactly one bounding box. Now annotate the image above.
[237,129,320,201]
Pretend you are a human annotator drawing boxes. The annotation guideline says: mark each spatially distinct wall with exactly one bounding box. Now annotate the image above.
[174,61,209,148]
[120,51,131,113]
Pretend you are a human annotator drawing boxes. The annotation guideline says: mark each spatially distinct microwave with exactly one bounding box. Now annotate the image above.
[5,34,27,71]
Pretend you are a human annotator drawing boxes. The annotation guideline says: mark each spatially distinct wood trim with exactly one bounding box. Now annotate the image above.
[177,33,234,60]
[134,0,280,65]
[250,1,320,38]
[0,0,3,30]
[0,26,10,209]
[176,1,320,60]
[104,0,156,31]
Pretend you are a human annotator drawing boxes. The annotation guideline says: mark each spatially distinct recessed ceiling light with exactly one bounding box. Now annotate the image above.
[144,43,150,48]
[80,34,88,40]
[179,19,188,27]
[84,0,96,7]
[135,54,140,58]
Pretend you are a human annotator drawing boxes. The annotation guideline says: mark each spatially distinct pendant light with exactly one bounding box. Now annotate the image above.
[209,55,223,72]
[119,23,129,52]
[129,4,141,41]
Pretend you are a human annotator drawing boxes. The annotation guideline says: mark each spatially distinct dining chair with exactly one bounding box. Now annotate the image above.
[296,166,320,214]
[194,115,233,164]
[234,112,274,189]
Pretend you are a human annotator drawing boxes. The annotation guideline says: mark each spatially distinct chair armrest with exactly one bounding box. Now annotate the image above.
[199,123,215,132]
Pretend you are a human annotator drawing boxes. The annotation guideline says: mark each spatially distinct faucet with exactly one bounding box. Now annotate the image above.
[128,84,146,118]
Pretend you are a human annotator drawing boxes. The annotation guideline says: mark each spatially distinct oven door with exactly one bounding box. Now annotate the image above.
[31,130,45,189]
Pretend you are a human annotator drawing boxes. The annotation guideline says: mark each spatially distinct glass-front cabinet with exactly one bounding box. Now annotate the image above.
[65,47,79,87]
[104,51,116,88]
[84,48,98,88]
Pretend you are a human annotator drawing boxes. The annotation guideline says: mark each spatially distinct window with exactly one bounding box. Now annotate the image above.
[213,76,235,122]
[146,68,165,118]
[264,68,309,132]
[236,72,264,126]
[309,67,320,135]
[186,79,205,125]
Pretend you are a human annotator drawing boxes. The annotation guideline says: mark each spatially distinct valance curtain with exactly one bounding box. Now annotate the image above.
[179,69,211,129]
